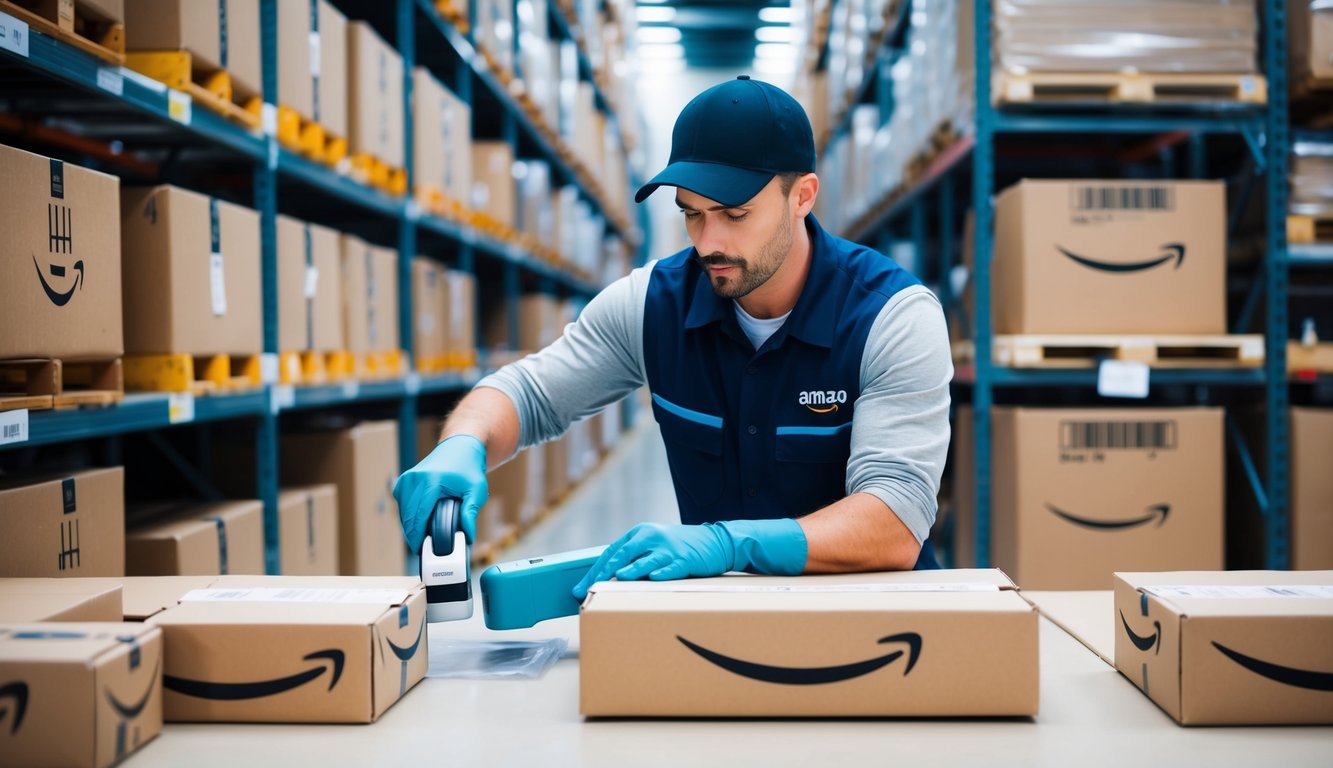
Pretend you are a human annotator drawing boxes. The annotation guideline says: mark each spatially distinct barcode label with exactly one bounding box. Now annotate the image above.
[0,409,30,446]
[1072,186,1173,211]
[1060,421,1176,451]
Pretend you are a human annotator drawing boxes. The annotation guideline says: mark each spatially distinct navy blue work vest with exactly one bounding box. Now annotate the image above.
[642,214,939,569]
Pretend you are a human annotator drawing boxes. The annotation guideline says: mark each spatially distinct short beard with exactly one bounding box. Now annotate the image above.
[699,206,794,299]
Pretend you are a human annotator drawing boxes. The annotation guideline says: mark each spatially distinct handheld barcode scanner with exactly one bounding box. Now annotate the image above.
[422,497,473,622]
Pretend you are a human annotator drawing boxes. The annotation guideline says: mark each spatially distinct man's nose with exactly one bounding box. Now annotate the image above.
[693,217,727,257]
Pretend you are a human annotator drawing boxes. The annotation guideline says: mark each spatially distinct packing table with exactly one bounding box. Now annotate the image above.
[127,595,1331,767]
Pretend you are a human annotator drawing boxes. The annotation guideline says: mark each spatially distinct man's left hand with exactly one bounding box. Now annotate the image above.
[572,518,808,600]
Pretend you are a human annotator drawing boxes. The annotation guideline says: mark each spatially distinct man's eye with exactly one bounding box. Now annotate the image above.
[726,213,748,223]
[681,210,700,220]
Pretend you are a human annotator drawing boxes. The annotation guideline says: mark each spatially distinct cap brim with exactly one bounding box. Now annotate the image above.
[634,161,774,207]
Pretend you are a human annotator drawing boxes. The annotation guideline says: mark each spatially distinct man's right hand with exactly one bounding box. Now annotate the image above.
[393,434,489,551]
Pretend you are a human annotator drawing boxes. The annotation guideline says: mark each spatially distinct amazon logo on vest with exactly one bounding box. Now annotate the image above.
[676,632,921,685]
[1056,243,1186,274]
[1046,502,1170,531]
[1212,641,1333,692]
[163,649,344,701]
[799,389,847,414]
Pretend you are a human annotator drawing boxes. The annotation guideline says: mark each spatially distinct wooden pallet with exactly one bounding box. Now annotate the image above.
[414,184,466,221]
[279,350,352,385]
[1289,341,1333,377]
[994,71,1268,106]
[0,0,124,65]
[0,358,122,412]
[352,349,405,380]
[1288,213,1333,244]
[276,105,348,166]
[433,0,469,34]
[123,352,261,395]
[125,50,262,130]
[349,153,407,196]
[956,334,1266,369]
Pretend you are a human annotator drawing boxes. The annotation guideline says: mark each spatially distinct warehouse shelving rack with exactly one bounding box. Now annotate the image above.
[818,0,1295,569]
[0,0,644,573]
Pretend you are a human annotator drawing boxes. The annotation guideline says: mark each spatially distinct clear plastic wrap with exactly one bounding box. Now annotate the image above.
[427,638,569,680]
[994,0,1259,74]
[1291,142,1333,216]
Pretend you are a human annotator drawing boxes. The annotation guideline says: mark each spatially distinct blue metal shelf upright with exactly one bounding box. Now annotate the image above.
[825,0,1293,569]
[0,0,639,572]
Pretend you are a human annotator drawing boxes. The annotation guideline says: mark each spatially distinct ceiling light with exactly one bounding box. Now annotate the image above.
[637,43,684,60]
[639,58,686,75]
[635,6,675,23]
[637,27,682,44]
[753,43,796,60]
[755,26,795,43]
[758,6,799,23]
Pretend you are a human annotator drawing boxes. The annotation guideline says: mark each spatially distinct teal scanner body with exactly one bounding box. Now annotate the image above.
[479,546,606,630]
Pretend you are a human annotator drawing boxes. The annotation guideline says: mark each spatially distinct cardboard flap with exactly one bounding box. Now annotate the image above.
[120,576,221,620]
[1117,571,1333,618]
[0,622,158,662]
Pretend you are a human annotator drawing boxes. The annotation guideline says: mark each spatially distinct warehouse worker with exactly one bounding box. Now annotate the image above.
[394,76,952,595]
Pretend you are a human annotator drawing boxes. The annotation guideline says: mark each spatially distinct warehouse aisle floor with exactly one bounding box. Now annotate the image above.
[496,412,678,562]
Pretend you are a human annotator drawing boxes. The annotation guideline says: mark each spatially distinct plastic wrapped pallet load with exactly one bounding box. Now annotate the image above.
[993,0,1259,74]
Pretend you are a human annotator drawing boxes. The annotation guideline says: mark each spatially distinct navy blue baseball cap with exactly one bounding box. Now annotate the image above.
[635,76,816,208]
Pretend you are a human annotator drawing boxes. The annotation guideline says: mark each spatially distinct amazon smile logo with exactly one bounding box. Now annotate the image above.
[163,649,344,700]
[677,632,922,685]
[33,254,84,307]
[0,682,28,735]
[1046,502,1170,531]
[105,654,161,759]
[1056,243,1185,274]
[799,389,847,414]
[383,613,426,696]
[1119,611,1161,655]
[1212,642,1333,692]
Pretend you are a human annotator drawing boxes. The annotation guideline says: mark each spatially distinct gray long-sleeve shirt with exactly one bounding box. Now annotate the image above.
[475,256,953,544]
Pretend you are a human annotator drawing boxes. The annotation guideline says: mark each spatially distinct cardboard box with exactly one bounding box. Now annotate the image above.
[124,0,261,98]
[483,293,560,351]
[125,500,265,577]
[514,160,553,242]
[278,215,343,354]
[1291,407,1333,569]
[446,270,476,365]
[339,235,399,356]
[0,144,122,360]
[278,485,339,576]
[580,569,1039,717]
[142,576,425,723]
[0,579,122,623]
[347,21,404,168]
[411,67,472,205]
[471,141,516,227]
[0,621,163,768]
[277,0,348,135]
[955,407,1224,590]
[1113,570,1333,725]
[544,435,570,505]
[119,576,218,621]
[119,185,261,356]
[281,421,405,576]
[1290,0,1333,81]
[0,468,125,578]
[488,447,546,528]
[993,180,1225,335]
[411,257,447,367]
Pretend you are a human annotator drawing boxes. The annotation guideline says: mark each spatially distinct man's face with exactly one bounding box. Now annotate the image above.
[676,177,795,300]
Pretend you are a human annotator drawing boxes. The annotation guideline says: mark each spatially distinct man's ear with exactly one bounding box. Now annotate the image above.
[793,173,819,217]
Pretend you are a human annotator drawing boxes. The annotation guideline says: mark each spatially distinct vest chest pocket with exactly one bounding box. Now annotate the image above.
[774,426,852,513]
[652,394,724,509]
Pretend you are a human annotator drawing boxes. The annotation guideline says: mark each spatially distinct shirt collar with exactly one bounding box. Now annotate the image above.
[683,214,838,350]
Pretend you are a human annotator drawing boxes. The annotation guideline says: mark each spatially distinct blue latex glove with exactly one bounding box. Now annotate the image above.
[392,435,488,550]
[571,518,807,600]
